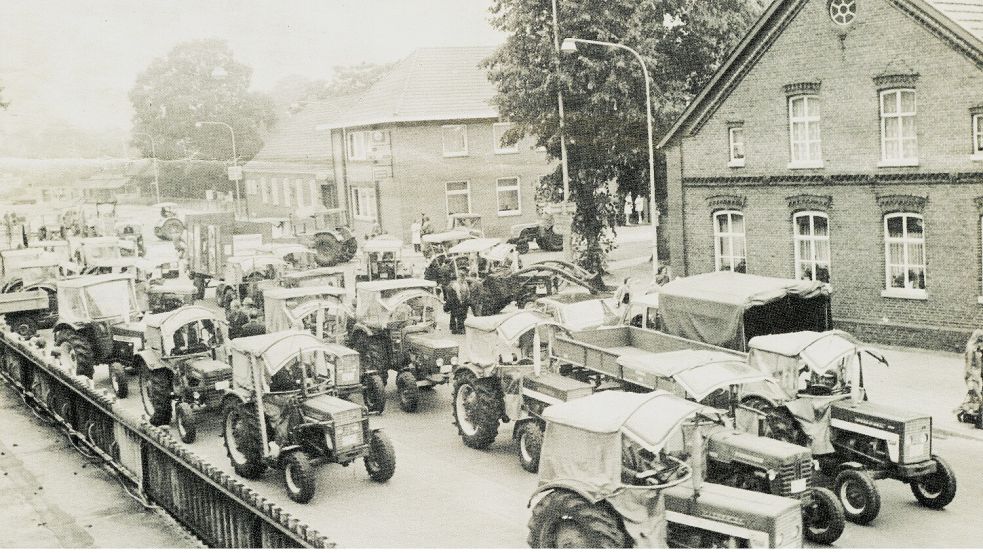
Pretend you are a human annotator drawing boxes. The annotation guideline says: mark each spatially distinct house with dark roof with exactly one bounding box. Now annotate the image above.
[657,0,983,350]
[317,46,551,239]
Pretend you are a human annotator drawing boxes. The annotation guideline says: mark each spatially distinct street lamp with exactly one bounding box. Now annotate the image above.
[561,37,659,275]
[194,120,246,217]
[133,132,161,205]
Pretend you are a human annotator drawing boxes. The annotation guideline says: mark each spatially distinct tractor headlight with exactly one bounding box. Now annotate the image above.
[436,357,444,368]
[766,469,777,481]
[450,356,458,366]
[192,391,201,400]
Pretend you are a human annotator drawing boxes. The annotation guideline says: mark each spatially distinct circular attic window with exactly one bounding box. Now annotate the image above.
[829,0,857,25]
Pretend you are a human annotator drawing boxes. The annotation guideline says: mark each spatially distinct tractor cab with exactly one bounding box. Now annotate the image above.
[449,212,483,237]
[114,221,145,256]
[0,248,63,290]
[254,243,319,272]
[354,279,442,331]
[263,285,352,344]
[280,266,346,289]
[529,390,803,549]
[142,305,229,361]
[447,238,503,277]
[624,292,660,330]
[463,310,560,370]
[56,273,141,325]
[217,253,286,308]
[358,235,407,282]
[531,292,619,332]
[70,236,137,268]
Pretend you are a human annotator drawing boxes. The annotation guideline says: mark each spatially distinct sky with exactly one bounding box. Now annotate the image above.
[0,0,504,133]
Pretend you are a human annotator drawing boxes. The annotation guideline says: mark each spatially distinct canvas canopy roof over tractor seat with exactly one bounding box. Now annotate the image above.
[658,272,832,351]
[464,310,564,367]
[616,349,767,402]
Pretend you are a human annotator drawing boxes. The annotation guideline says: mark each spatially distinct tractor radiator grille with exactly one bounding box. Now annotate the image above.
[192,369,233,401]
[777,459,813,501]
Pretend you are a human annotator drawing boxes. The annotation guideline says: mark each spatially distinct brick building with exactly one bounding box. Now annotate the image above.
[657,0,983,350]
[319,47,550,240]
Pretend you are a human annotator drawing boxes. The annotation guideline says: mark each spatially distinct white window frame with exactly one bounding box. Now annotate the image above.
[294,178,305,208]
[972,114,983,161]
[793,211,831,283]
[351,187,377,222]
[787,95,823,169]
[882,212,927,299]
[879,89,918,167]
[445,181,472,216]
[245,178,257,195]
[308,179,318,207]
[260,177,269,204]
[270,177,280,206]
[442,125,468,157]
[495,177,521,216]
[282,178,292,207]
[713,210,747,273]
[346,131,367,161]
[728,126,745,168]
[493,122,519,154]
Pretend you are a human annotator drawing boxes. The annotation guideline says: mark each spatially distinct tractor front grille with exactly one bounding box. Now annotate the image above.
[334,421,364,450]
[777,458,813,501]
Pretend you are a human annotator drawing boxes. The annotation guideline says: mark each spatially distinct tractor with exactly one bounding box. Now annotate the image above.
[737,330,957,525]
[528,390,804,548]
[153,202,185,241]
[0,248,63,335]
[135,306,233,443]
[421,213,483,257]
[114,221,146,256]
[222,330,396,503]
[423,237,518,293]
[283,206,358,267]
[51,274,145,382]
[507,214,564,254]
[349,279,458,412]
[357,235,410,282]
[263,285,384,413]
[214,253,285,309]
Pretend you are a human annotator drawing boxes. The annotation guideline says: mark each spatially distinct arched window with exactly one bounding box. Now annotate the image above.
[793,212,830,283]
[884,213,926,292]
[713,210,746,273]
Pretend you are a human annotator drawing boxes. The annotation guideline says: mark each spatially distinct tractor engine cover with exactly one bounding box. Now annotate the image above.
[830,400,932,465]
[180,357,233,399]
[705,427,813,498]
[404,332,458,370]
[300,394,363,422]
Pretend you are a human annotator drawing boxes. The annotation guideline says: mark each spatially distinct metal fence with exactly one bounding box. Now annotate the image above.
[0,329,332,549]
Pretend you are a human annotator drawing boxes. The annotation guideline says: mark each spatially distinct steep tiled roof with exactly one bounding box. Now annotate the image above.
[327,46,499,129]
[245,98,353,173]
[925,0,983,44]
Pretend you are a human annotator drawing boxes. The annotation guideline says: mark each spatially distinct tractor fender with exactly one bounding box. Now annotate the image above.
[134,349,164,372]
[453,365,484,383]
[512,416,542,439]
[53,321,87,342]
[351,323,377,339]
[528,481,605,509]
[1,278,23,293]
[838,461,865,473]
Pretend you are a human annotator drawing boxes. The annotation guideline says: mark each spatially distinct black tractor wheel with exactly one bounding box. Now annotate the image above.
[364,429,396,483]
[911,455,957,509]
[175,402,197,444]
[395,370,420,412]
[517,420,545,473]
[834,469,881,524]
[224,404,266,479]
[452,372,502,450]
[140,368,173,427]
[160,219,184,241]
[528,489,628,548]
[312,233,342,267]
[30,371,52,411]
[56,330,95,379]
[7,316,37,339]
[516,240,530,255]
[109,362,128,399]
[803,487,846,544]
[283,450,316,503]
[361,373,386,414]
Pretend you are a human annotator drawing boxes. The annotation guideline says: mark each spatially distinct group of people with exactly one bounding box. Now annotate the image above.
[623,193,648,225]
[226,296,266,339]
[410,213,434,253]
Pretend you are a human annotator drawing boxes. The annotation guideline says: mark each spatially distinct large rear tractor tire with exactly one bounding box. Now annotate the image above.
[517,420,545,473]
[395,370,419,413]
[911,455,957,509]
[452,372,502,450]
[834,469,881,525]
[312,234,342,267]
[283,450,316,504]
[140,368,173,427]
[7,316,37,339]
[224,404,266,479]
[364,429,396,483]
[56,330,94,379]
[159,219,184,241]
[361,373,386,414]
[528,490,628,548]
[803,487,846,544]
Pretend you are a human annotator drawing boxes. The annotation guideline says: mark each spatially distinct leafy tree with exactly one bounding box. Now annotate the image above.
[307,62,396,100]
[485,0,758,273]
[129,39,276,198]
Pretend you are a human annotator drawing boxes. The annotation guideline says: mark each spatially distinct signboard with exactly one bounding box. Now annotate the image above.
[227,166,242,181]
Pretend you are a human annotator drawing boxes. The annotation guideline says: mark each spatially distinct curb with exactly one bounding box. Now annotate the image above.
[933,425,983,442]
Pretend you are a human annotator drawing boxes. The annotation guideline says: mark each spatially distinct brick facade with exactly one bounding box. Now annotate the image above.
[661,0,983,350]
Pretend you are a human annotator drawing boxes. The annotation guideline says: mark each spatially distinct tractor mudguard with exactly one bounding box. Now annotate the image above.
[134,349,164,371]
[53,321,86,341]
[528,482,604,509]
[454,365,485,382]
[352,323,377,338]
[837,461,865,473]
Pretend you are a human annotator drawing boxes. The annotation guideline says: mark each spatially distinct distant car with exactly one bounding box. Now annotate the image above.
[531,292,620,331]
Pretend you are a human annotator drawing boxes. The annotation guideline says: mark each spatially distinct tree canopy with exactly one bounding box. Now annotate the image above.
[484,0,758,273]
[128,39,276,197]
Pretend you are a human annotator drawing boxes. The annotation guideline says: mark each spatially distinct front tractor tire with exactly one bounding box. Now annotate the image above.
[517,420,544,473]
[834,469,881,524]
[224,404,266,479]
[452,372,502,450]
[528,490,629,548]
[283,450,316,504]
[361,373,386,414]
[911,455,957,509]
[395,370,419,412]
[109,362,128,399]
[56,330,95,379]
[140,368,173,427]
[803,487,846,544]
[364,429,396,483]
[175,402,197,444]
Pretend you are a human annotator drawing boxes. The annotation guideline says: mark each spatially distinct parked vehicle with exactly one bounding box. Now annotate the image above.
[0,248,63,334]
[507,215,564,254]
[153,202,185,241]
[214,253,285,309]
[240,206,358,267]
[357,235,410,282]
[738,330,957,524]
[135,306,233,442]
[222,330,396,503]
[531,292,620,332]
[68,236,137,270]
[114,221,146,256]
[421,213,483,257]
[262,285,383,412]
[350,279,457,412]
[528,390,804,548]
[280,266,346,290]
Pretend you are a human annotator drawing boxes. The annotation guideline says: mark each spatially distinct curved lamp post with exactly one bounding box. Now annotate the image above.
[561,37,659,275]
[194,120,246,216]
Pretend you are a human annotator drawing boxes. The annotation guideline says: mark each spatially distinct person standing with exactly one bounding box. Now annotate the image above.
[411,216,422,253]
[635,194,647,225]
[445,273,471,334]
[957,330,983,423]
[623,194,633,226]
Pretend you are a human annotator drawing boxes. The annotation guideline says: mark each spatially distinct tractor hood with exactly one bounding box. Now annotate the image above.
[301,393,363,422]
[182,356,233,379]
[706,427,811,468]
[404,332,458,352]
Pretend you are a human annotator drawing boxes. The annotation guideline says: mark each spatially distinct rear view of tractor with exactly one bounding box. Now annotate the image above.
[153,203,185,241]
[286,207,358,267]
[0,248,62,335]
[357,235,410,282]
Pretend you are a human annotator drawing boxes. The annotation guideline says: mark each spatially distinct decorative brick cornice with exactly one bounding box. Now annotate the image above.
[876,194,927,214]
[706,194,747,211]
[873,73,920,90]
[971,105,983,116]
[683,172,983,187]
[786,194,833,212]
[783,81,822,97]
